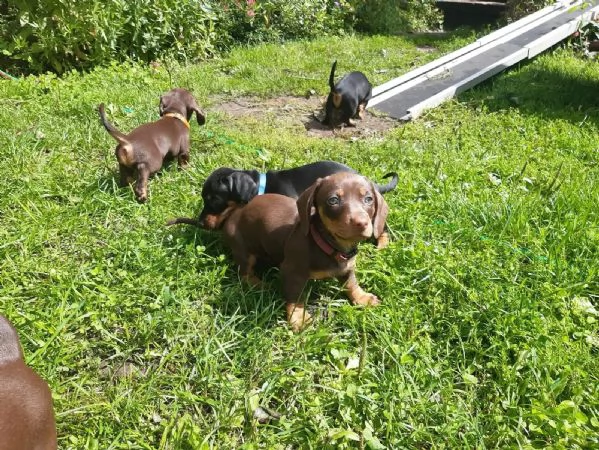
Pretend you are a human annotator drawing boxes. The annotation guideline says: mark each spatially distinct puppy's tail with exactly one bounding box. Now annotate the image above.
[328,60,337,91]
[98,103,131,147]
[374,172,399,194]
[166,217,201,227]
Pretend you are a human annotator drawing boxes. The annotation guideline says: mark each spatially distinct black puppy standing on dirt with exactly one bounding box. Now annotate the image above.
[323,60,372,128]
[167,161,398,247]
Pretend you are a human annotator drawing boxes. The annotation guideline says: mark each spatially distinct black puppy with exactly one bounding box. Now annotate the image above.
[167,160,398,238]
[323,60,372,128]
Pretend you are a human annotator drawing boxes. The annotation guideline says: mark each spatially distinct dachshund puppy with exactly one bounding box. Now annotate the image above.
[167,161,397,248]
[0,314,57,450]
[98,88,206,202]
[323,60,372,128]
[220,172,388,332]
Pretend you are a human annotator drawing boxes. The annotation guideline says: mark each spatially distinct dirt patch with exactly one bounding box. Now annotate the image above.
[209,95,399,139]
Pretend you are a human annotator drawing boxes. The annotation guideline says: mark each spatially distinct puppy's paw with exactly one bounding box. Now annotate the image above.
[357,104,367,120]
[286,303,312,333]
[352,291,380,307]
[135,186,148,203]
[242,274,263,288]
[376,233,390,249]
[178,154,190,168]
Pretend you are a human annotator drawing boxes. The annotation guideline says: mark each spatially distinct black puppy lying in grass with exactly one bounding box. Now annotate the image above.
[323,60,372,128]
[167,161,398,247]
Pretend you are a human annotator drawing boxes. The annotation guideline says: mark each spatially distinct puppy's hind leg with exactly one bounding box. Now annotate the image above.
[134,164,150,203]
[177,135,191,169]
[232,246,262,287]
[119,164,135,187]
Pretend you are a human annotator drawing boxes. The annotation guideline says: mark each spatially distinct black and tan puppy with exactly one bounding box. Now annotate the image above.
[98,88,206,202]
[0,314,57,450]
[167,161,397,247]
[220,172,388,332]
[323,60,372,128]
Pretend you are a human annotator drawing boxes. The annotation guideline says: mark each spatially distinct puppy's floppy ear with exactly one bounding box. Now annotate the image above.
[187,97,206,126]
[223,172,256,204]
[371,182,389,239]
[297,178,323,235]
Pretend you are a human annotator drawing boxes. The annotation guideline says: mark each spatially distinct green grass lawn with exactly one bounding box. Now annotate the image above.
[1,33,598,449]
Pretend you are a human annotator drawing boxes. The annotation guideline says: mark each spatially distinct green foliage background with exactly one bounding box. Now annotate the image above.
[0,0,447,75]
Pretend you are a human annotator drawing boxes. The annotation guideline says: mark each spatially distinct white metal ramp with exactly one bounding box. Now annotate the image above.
[369,0,599,120]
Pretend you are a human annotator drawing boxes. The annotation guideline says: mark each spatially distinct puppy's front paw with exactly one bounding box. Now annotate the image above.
[376,232,390,249]
[178,154,190,168]
[352,291,380,307]
[242,274,263,288]
[286,303,312,333]
[358,103,367,120]
[135,186,148,203]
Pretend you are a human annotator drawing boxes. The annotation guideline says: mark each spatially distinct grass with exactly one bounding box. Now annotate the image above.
[1,32,598,449]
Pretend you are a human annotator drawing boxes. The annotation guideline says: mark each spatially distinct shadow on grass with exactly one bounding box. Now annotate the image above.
[461,57,599,126]
[164,220,344,330]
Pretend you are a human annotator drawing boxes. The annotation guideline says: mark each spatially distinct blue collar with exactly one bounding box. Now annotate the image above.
[257,172,267,195]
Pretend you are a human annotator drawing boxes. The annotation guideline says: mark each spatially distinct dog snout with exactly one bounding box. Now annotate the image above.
[201,213,218,230]
[350,214,369,231]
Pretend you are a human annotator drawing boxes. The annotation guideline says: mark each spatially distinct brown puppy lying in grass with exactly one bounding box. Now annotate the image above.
[220,172,388,332]
[0,314,57,450]
[98,88,206,202]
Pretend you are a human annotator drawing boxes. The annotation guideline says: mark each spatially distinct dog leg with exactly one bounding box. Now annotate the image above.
[119,164,135,187]
[357,103,367,120]
[376,231,390,249]
[231,246,262,287]
[178,152,190,168]
[281,268,311,332]
[340,271,380,306]
[240,254,262,287]
[286,302,312,333]
[135,164,150,203]
[178,136,191,168]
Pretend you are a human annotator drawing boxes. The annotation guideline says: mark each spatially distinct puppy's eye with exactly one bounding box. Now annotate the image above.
[327,196,340,206]
[364,194,374,205]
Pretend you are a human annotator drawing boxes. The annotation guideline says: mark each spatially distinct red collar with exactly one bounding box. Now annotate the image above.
[310,223,358,262]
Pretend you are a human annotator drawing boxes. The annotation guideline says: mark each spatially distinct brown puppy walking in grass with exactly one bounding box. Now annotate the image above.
[98,88,206,202]
[220,172,388,332]
[0,314,57,450]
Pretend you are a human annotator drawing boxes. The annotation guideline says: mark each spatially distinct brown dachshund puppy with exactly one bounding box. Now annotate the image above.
[221,172,388,332]
[98,88,206,202]
[0,314,57,450]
